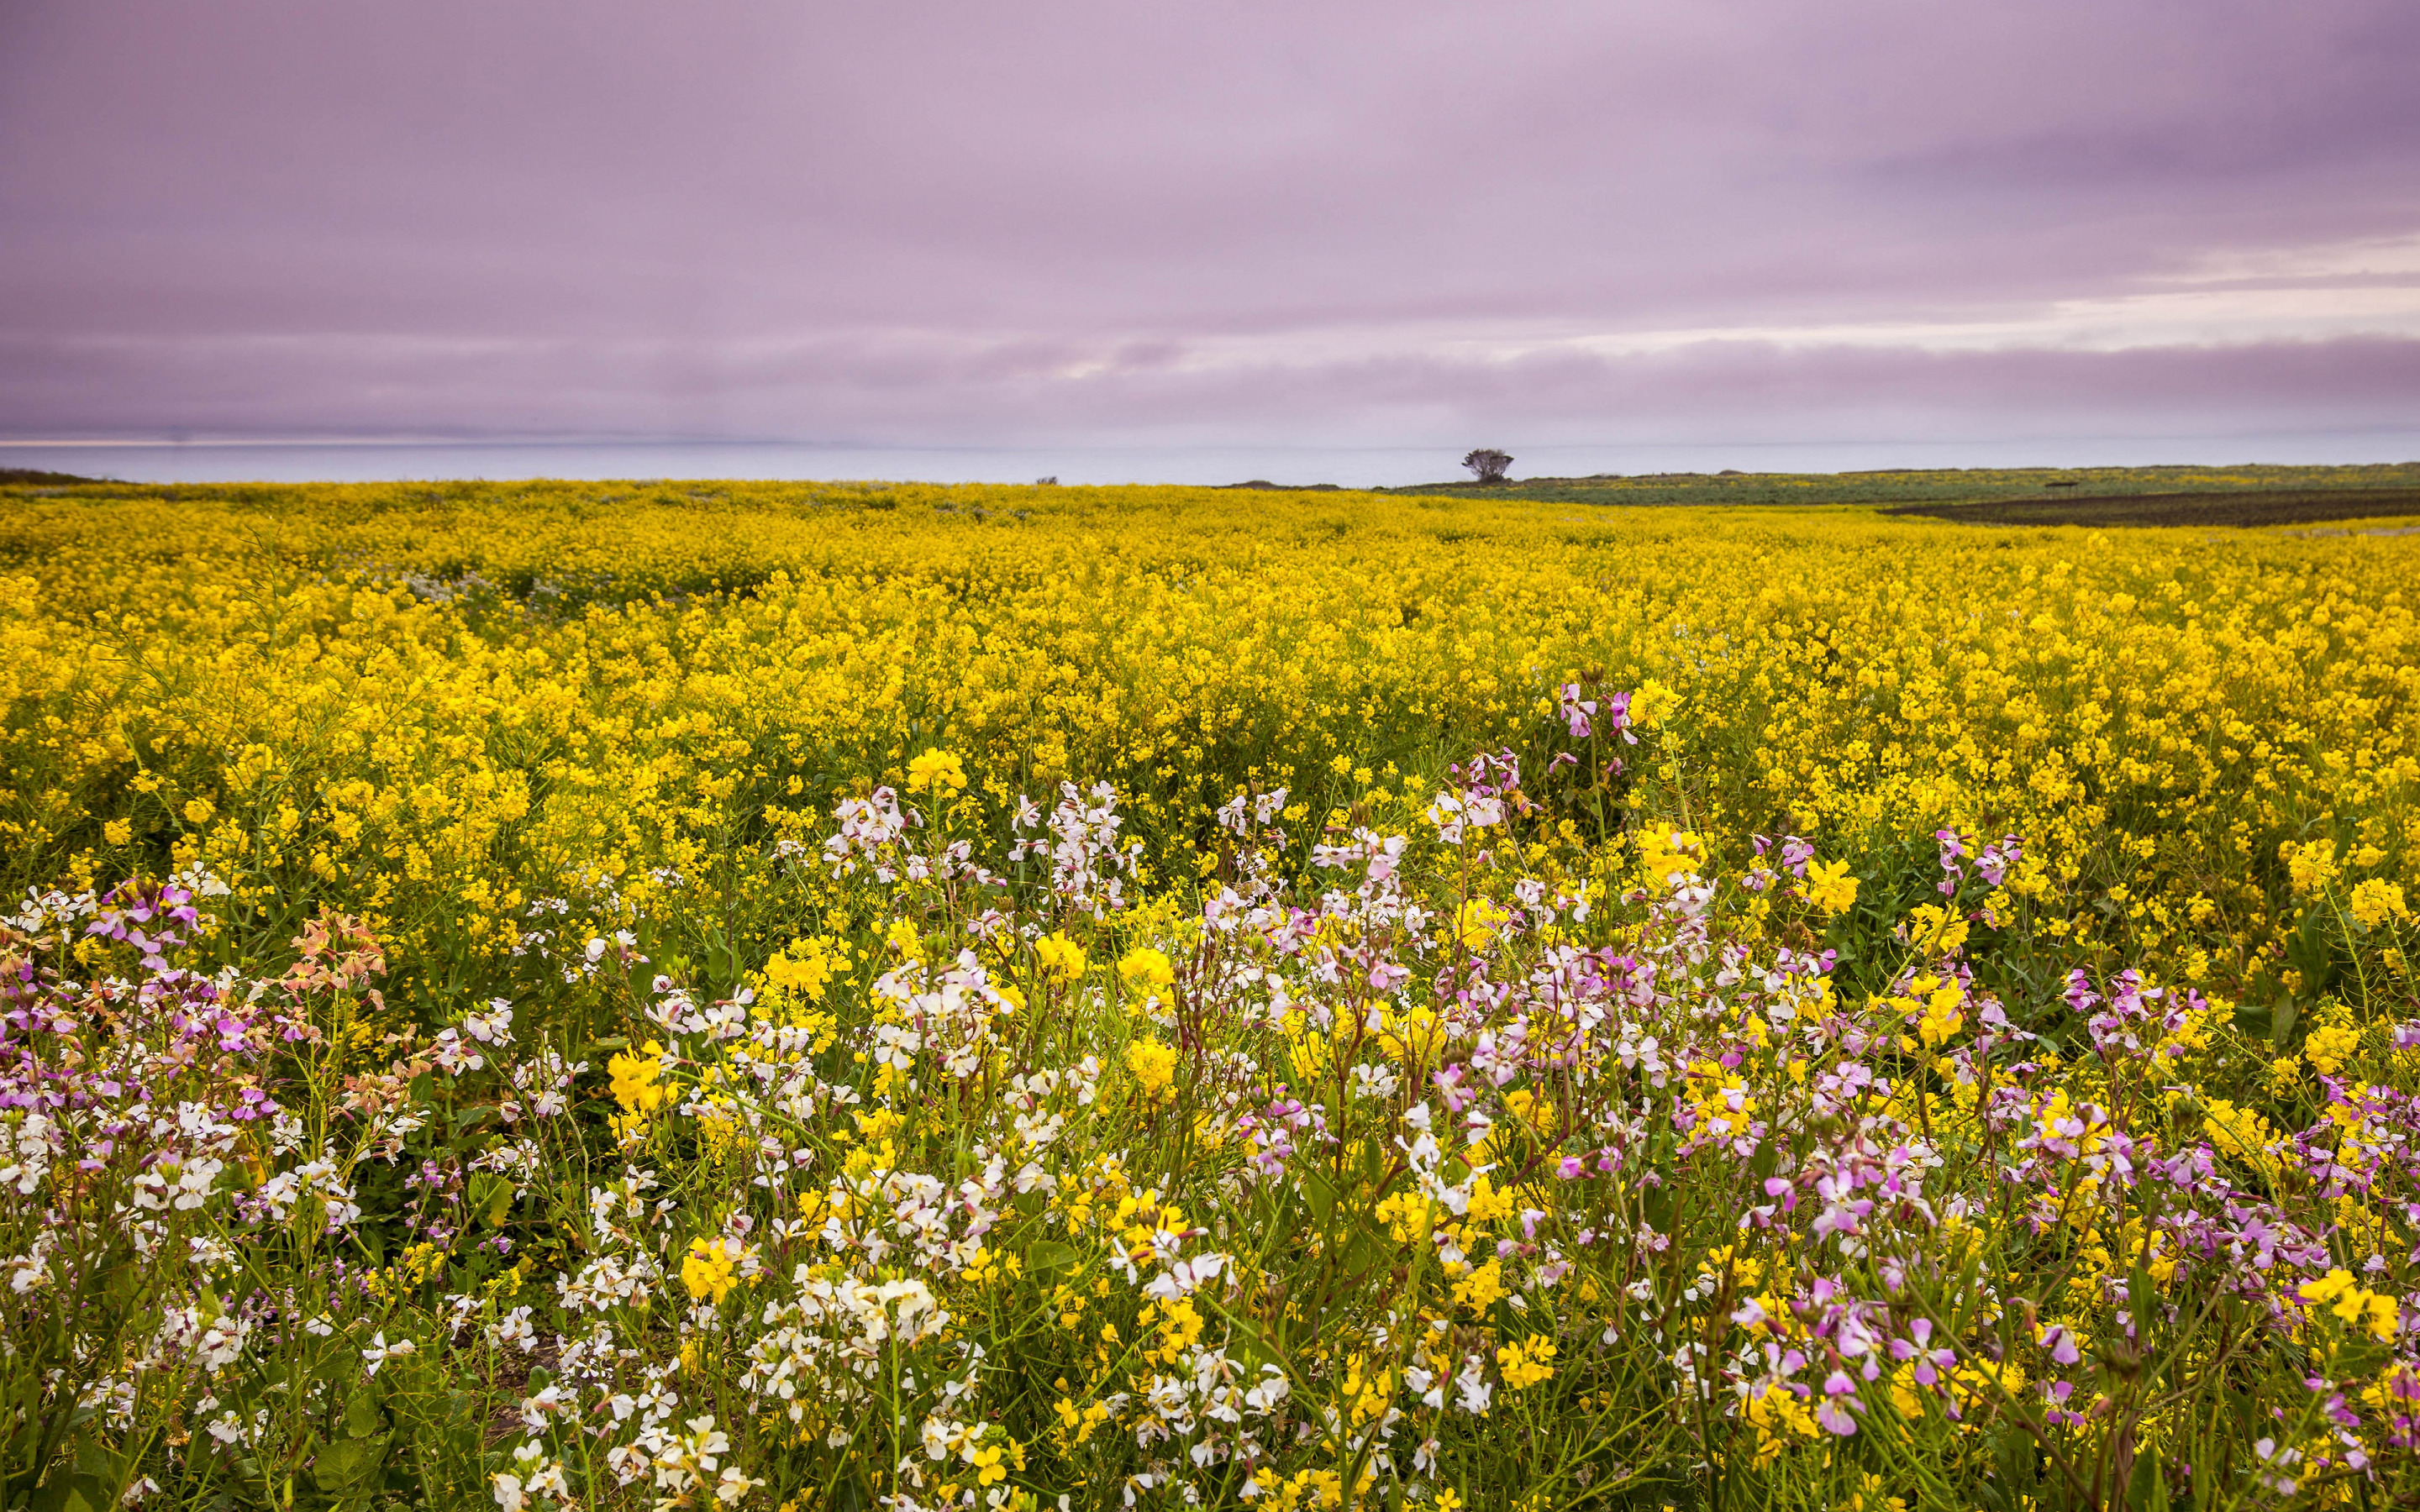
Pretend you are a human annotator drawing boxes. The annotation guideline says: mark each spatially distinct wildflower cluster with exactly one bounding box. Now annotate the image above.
[3,479,2419,1509]
[1,688,2414,1508]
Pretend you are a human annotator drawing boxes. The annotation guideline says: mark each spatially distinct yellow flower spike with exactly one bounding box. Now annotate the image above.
[1634,827,1703,886]
[1915,979,1966,1048]
[2303,1024,2360,1076]
[608,1040,666,1116]
[1123,1037,1179,1103]
[2350,877,2411,928]
[905,747,966,795]
[1034,932,1089,981]
[1452,1258,1506,1311]
[1118,945,1176,1001]
[1628,678,1681,727]
[2284,838,2338,895]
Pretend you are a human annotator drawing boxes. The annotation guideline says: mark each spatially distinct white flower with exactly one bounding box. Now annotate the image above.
[490,1306,537,1352]
[1454,1362,1494,1416]
[1141,1252,1228,1301]
[361,1332,417,1375]
[466,1000,515,1046]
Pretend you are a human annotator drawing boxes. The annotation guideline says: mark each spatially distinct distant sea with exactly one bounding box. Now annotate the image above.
[6,433,2418,487]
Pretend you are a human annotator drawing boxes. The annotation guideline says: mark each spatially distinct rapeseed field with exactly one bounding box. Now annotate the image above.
[3,479,2417,1509]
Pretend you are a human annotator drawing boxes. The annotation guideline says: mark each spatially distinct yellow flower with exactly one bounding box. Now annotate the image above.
[1801,858,1858,914]
[905,747,966,795]
[1905,904,1970,956]
[681,1236,742,1305]
[1454,898,1512,950]
[967,1445,1007,1487]
[1844,1473,1908,1512]
[2285,838,2339,895]
[2299,1268,2400,1340]
[1743,1382,1819,1462]
[1124,1037,1179,1103]
[763,940,840,1001]
[2350,878,2410,929]
[1452,1258,1505,1311]
[1496,1334,1557,1389]
[1465,1174,1517,1223]
[1373,1189,1434,1243]
[2202,1097,2281,1182]
[1118,946,1176,1004]
[1914,977,1965,1048]
[1628,678,1681,727]
[608,1040,666,1116]
[1636,827,1702,885]
[1034,932,1089,981]
[2304,1024,2360,1076]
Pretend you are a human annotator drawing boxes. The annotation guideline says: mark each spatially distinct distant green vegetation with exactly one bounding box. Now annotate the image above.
[1386,460,2420,511]
[1887,486,2420,529]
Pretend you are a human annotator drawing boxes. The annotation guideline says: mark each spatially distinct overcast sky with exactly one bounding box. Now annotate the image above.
[5,0,2418,470]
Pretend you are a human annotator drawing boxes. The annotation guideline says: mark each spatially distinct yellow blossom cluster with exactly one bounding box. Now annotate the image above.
[5,478,2415,1013]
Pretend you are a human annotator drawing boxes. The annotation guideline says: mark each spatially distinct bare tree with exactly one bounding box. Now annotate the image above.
[1462,449,1512,483]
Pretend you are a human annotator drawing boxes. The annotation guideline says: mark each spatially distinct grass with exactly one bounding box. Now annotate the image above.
[1382,461,2420,511]
[1883,486,2420,528]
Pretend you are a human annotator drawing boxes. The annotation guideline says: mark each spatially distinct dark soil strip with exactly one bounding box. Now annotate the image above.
[1886,488,2420,528]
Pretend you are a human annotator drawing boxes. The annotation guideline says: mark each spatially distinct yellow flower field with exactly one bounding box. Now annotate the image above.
[2,478,2417,1510]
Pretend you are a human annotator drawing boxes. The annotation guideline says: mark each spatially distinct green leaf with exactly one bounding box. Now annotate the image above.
[1994,1428,2037,1499]
[345,1385,383,1439]
[28,1473,107,1512]
[1304,1170,1337,1227]
[1026,1239,1081,1281]
[72,1439,128,1488]
[2127,1444,2167,1512]
[470,1171,513,1227]
[313,1433,388,1494]
[1642,1179,1675,1236]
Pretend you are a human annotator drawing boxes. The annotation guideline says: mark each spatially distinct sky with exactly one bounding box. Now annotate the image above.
[4,0,2419,481]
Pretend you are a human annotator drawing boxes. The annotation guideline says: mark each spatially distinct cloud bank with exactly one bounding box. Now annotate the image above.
[4,0,2417,462]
